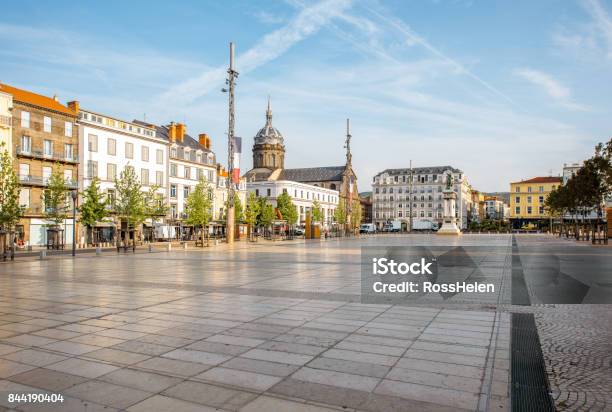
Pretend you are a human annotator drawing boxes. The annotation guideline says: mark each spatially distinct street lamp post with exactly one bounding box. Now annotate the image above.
[71,189,77,257]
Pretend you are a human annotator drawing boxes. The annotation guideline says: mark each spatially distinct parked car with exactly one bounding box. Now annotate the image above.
[293,227,305,236]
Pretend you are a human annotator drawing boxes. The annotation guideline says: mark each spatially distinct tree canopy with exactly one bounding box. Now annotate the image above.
[43,164,70,226]
[0,144,22,232]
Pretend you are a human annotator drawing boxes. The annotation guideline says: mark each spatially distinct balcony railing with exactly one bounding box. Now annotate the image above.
[0,115,10,128]
[16,146,78,163]
[18,174,78,189]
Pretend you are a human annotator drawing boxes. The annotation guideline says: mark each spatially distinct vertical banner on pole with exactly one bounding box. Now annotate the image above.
[232,136,242,184]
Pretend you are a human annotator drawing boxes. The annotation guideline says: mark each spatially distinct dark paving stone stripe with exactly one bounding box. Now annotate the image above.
[511,313,555,412]
[511,236,530,306]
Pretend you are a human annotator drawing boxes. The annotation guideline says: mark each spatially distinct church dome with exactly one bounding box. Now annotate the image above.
[254,98,284,146]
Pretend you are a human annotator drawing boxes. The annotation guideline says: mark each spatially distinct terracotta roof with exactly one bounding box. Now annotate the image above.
[0,83,75,116]
[512,176,562,184]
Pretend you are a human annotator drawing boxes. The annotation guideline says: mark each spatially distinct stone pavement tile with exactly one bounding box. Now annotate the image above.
[302,322,359,333]
[162,380,257,410]
[99,368,182,392]
[356,327,421,340]
[287,328,347,341]
[32,328,82,340]
[163,348,232,365]
[68,334,126,347]
[64,380,152,409]
[0,343,21,356]
[127,394,218,412]
[8,367,88,391]
[138,333,194,347]
[423,327,492,340]
[487,394,510,412]
[83,348,151,365]
[292,366,380,392]
[241,349,313,366]
[206,334,265,347]
[386,366,482,392]
[0,323,45,334]
[0,359,36,378]
[58,324,106,334]
[410,340,488,357]
[257,341,326,356]
[0,329,17,339]
[154,327,212,340]
[134,356,211,377]
[269,378,370,410]
[360,392,467,412]
[307,357,390,378]
[2,334,56,347]
[40,341,99,355]
[404,348,486,367]
[396,358,483,379]
[273,333,339,348]
[223,328,279,340]
[196,367,282,391]
[46,358,119,379]
[240,395,339,412]
[80,319,125,328]
[417,333,491,347]
[19,395,117,412]
[1,349,67,367]
[343,334,412,349]
[94,328,146,340]
[334,341,405,357]
[322,349,397,367]
[186,340,250,356]
[375,379,479,410]
[221,357,300,377]
[111,340,174,356]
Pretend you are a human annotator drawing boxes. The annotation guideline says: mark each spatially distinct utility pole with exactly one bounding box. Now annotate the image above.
[409,159,413,232]
[344,119,352,235]
[226,42,238,244]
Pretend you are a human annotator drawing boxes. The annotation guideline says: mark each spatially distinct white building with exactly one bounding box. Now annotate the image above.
[153,122,217,221]
[372,166,472,230]
[484,197,508,221]
[0,91,12,155]
[562,161,601,220]
[247,180,339,226]
[77,108,168,210]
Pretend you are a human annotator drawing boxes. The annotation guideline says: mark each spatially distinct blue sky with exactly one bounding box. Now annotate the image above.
[2,0,611,192]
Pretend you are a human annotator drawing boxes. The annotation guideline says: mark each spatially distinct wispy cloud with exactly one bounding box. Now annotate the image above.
[252,10,286,25]
[583,0,612,58]
[159,0,352,106]
[515,68,587,111]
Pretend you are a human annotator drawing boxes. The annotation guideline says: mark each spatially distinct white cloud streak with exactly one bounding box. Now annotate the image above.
[159,0,352,106]
[583,0,612,58]
[515,68,587,111]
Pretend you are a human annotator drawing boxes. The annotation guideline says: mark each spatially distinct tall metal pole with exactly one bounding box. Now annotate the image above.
[71,190,77,256]
[226,42,238,244]
[409,159,413,232]
[344,119,352,236]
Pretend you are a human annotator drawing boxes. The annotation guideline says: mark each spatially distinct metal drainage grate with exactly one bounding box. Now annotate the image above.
[511,236,530,306]
[511,313,555,412]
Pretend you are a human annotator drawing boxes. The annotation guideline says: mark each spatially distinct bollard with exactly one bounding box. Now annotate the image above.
[166,243,171,252]
[148,244,153,253]
[96,247,102,256]
[39,250,46,260]
[183,242,187,250]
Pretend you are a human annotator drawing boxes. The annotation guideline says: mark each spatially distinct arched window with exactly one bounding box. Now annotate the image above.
[330,183,337,190]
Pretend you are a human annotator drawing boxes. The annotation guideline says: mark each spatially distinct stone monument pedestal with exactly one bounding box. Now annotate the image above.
[438,189,461,236]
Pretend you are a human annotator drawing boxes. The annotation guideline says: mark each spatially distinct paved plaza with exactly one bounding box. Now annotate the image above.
[0,234,610,411]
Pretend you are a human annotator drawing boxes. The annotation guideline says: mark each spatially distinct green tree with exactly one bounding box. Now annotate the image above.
[79,177,108,245]
[311,200,323,223]
[259,202,275,234]
[114,166,145,247]
[256,196,269,227]
[244,192,260,240]
[43,164,70,226]
[0,144,23,259]
[185,179,214,247]
[351,199,362,229]
[144,185,169,223]
[334,200,347,225]
[276,192,298,225]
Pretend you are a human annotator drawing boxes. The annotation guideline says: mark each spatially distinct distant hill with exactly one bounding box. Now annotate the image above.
[484,192,510,204]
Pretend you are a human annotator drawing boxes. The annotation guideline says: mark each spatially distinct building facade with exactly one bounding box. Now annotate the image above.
[0,90,12,155]
[77,108,168,209]
[155,122,216,221]
[359,192,373,224]
[484,196,508,221]
[247,180,339,225]
[1,83,79,246]
[509,176,561,229]
[372,166,472,230]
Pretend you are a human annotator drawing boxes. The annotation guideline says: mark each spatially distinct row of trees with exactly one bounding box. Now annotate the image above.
[546,138,612,222]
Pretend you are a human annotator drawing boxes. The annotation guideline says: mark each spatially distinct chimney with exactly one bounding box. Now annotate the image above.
[176,123,185,142]
[53,94,58,102]
[198,133,208,148]
[168,122,177,143]
[206,136,211,149]
[67,101,79,114]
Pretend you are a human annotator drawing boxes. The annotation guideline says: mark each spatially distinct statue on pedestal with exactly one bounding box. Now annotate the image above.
[438,170,461,235]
